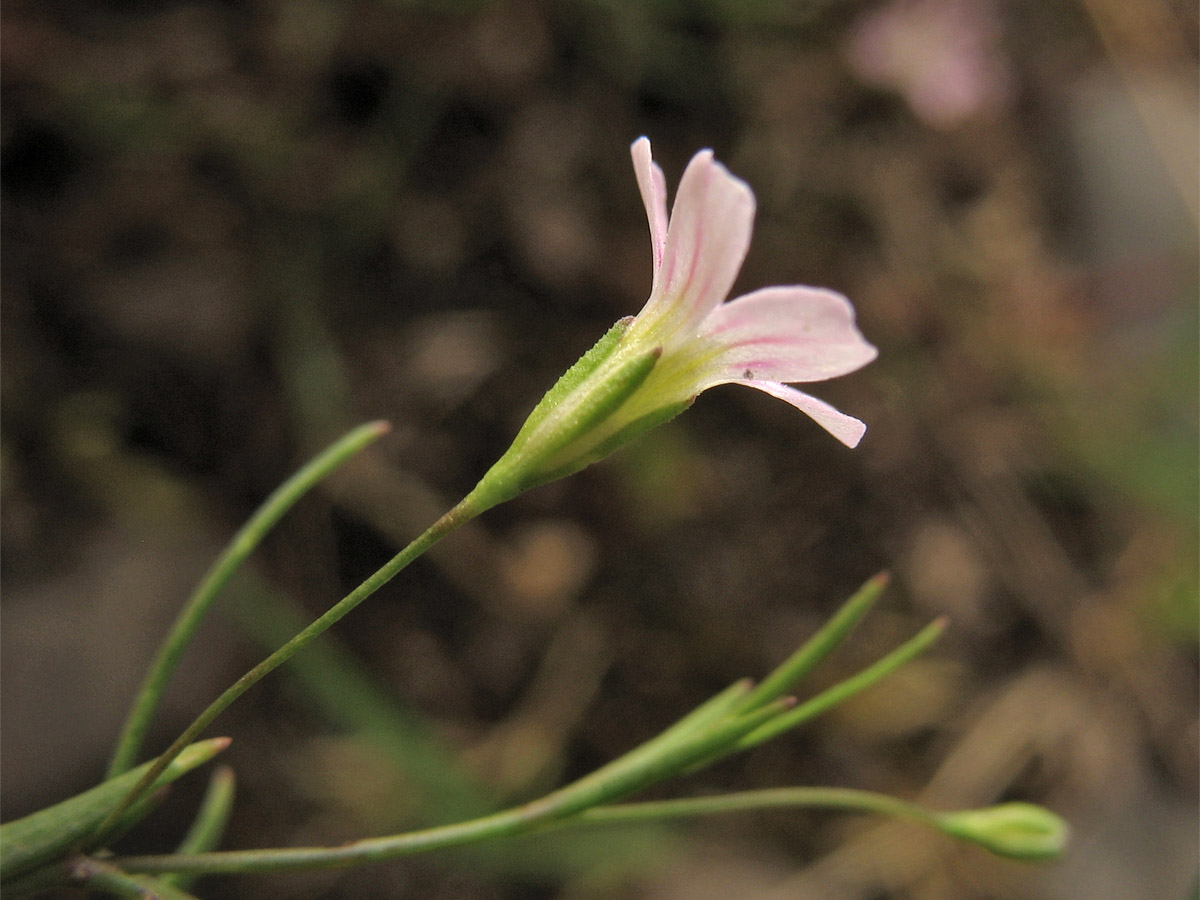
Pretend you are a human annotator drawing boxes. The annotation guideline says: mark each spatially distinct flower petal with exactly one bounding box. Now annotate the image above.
[639,148,756,336]
[738,380,869,448]
[631,137,668,278]
[696,286,878,384]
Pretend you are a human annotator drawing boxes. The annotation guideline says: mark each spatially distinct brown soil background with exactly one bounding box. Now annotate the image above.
[2,2,1197,898]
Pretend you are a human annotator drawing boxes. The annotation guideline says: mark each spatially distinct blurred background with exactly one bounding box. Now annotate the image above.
[2,1,1197,898]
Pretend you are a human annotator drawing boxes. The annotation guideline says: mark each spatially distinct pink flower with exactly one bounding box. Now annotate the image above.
[475,138,877,505]
[623,137,877,447]
[846,0,1011,129]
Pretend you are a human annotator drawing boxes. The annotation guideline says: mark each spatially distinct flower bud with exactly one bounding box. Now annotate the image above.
[937,802,1069,861]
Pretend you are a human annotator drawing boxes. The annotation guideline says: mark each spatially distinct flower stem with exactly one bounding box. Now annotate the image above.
[112,783,1056,878]
[94,485,491,840]
[580,791,1066,860]
[577,786,941,828]
[69,855,201,900]
[113,700,797,877]
[107,421,391,779]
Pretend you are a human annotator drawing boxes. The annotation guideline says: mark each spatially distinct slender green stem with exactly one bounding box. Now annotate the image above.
[112,782,1020,878]
[106,618,945,878]
[2,738,229,886]
[115,804,535,876]
[107,421,391,778]
[577,787,941,828]
[736,617,948,750]
[114,700,796,877]
[69,856,201,900]
[735,572,890,714]
[224,575,489,823]
[596,794,1067,861]
[95,486,492,839]
[67,792,1072,890]
[161,766,236,890]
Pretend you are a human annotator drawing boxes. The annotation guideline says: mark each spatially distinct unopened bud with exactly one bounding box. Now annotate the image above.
[937,802,1068,861]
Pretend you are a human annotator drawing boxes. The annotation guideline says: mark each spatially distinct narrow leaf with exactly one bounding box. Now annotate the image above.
[1,738,230,885]
[107,421,389,778]
[736,572,890,713]
[736,618,947,750]
[161,766,236,889]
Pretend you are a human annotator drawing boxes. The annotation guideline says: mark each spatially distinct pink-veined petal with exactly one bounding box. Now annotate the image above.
[696,285,878,384]
[631,137,668,277]
[737,380,869,448]
[640,148,755,335]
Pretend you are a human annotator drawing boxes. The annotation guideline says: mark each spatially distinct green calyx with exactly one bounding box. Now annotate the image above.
[506,317,633,457]
[477,319,683,502]
[524,399,693,490]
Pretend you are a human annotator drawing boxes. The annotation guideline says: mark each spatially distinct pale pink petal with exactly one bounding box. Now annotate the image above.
[737,380,869,448]
[631,137,668,276]
[696,286,878,384]
[640,148,755,334]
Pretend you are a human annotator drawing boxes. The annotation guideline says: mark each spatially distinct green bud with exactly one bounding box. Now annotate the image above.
[937,802,1069,861]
